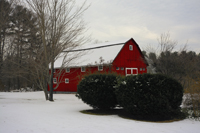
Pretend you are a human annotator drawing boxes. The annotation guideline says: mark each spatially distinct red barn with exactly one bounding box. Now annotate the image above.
[51,38,148,92]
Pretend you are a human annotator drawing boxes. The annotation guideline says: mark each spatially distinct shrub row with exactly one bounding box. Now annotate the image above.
[76,73,183,119]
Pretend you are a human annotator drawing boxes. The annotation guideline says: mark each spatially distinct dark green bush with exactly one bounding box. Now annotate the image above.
[76,73,118,110]
[115,73,183,119]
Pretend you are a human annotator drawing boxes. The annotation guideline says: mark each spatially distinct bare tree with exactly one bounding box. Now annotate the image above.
[145,32,177,74]
[157,32,177,52]
[22,0,89,101]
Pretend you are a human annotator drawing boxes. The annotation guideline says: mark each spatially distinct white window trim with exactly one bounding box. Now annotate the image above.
[126,68,138,76]
[66,68,70,73]
[53,78,57,84]
[81,67,85,72]
[65,78,69,84]
[98,65,103,71]
[129,45,133,51]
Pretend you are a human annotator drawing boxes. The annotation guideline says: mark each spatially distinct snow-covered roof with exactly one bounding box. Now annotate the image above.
[54,39,130,68]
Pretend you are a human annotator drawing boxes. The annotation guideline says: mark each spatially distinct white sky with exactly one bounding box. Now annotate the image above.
[78,0,200,53]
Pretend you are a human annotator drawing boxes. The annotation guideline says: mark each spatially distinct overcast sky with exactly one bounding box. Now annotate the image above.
[78,0,200,53]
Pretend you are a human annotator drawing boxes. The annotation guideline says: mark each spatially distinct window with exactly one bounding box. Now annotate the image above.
[98,65,103,71]
[121,67,124,70]
[126,68,138,76]
[53,78,57,84]
[65,78,69,83]
[143,68,145,71]
[140,68,142,71]
[129,45,133,51]
[66,68,70,73]
[81,67,85,72]
[116,67,119,70]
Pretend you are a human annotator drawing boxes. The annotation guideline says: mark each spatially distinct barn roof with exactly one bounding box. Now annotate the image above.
[53,39,130,68]
[53,38,148,68]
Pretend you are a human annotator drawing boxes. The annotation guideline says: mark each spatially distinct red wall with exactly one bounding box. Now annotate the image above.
[50,66,112,92]
[112,39,147,74]
[50,39,148,92]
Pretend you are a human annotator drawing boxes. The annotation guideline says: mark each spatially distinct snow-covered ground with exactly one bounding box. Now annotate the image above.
[0,92,199,133]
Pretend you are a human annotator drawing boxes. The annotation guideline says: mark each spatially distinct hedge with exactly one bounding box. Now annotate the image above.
[76,73,118,110]
[115,73,183,119]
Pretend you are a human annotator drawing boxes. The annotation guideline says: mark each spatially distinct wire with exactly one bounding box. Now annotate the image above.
[62,43,124,52]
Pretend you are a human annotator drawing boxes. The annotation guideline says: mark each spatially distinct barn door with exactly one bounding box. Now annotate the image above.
[126,68,138,76]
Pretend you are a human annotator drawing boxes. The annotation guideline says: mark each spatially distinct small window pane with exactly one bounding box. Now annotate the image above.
[143,68,145,71]
[116,67,119,70]
[129,45,133,50]
[81,67,85,72]
[66,68,70,73]
[121,67,124,70]
[98,65,103,71]
[53,78,57,84]
[140,68,142,71]
[65,78,69,83]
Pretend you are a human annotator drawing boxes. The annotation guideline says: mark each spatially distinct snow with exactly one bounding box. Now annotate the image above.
[53,39,129,68]
[0,92,199,133]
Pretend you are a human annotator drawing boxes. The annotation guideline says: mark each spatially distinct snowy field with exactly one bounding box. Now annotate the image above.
[0,92,199,133]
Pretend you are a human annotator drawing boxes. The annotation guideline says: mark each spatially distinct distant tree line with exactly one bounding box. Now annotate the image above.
[145,50,200,89]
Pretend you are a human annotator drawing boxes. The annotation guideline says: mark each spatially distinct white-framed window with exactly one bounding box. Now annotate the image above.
[65,78,69,83]
[126,68,138,76]
[53,78,57,84]
[116,67,119,70]
[66,68,70,73]
[121,67,124,70]
[98,65,103,71]
[129,45,133,51]
[81,67,85,72]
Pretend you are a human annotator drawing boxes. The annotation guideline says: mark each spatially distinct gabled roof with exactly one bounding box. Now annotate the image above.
[54,39,130,68]
[53,38,148,68]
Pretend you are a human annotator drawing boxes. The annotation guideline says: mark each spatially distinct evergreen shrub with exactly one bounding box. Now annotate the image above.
[115,73,183,119]
[76,73,118,110]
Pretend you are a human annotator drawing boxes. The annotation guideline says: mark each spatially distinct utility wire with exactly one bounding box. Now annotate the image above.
[63,43,124,52]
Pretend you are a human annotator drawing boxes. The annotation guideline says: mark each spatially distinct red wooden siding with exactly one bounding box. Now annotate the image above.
[113,39,147,75]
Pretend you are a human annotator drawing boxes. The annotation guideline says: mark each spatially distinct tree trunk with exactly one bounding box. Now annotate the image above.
[17,77,20,90]
[49,61,54,101]
[44,87,49,100]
